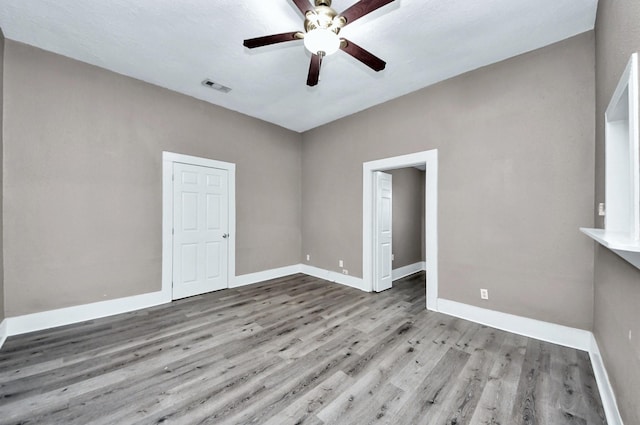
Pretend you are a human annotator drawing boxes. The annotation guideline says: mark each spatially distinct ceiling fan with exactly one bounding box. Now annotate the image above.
[243,0,396,86]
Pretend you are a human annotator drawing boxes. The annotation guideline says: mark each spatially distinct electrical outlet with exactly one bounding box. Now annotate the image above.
[342,269,349,275]
[480,289,489,300]
[391,254,395,261]
[339,260,344,267]
[306,254,310,261]
[598,203,606,217]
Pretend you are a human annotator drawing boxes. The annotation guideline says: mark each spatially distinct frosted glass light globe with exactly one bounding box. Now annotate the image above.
[304,28,340,56]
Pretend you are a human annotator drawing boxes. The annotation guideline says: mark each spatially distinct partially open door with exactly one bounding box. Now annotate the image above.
[374,171,393,292]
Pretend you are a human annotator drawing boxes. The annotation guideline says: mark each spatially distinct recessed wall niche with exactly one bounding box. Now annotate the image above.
[582,53,640,269]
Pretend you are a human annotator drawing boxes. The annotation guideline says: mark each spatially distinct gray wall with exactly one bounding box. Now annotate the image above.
[3,41,302,317]
[302,32,595,329]
[388,168,424,269]
[0,29,4,322]
[594,0,640,422]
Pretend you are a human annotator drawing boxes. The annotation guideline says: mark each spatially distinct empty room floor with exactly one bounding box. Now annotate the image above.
[0,273,606,424]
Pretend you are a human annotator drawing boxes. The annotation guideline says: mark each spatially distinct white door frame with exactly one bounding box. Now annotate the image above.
[162,151,236,298]
[362,150,438,311]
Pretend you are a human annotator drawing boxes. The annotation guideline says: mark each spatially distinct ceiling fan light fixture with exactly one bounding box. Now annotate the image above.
[304,28,340,56]
[243,0,395,86]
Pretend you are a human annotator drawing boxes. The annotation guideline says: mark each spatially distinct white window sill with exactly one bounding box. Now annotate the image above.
[581,228,640,269]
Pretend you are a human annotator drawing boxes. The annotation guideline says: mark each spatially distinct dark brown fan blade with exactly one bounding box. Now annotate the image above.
[340,39,386,71]
[292,0,314,16]
[307,54,323,86]
[340,0,395,25]
[243,32,302,49]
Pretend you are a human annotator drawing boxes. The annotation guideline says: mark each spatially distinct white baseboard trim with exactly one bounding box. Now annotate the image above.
[392,261,426,281]
[437,298,624,423]
[0,319,7,350]
[1,263,366,340]
[3,264,303,339]
[436,298,592,351]
[0,263,366,341]
[231,265,302,288]
[589,334,624,425]
[299,264,368,292]
[6,290,172,337]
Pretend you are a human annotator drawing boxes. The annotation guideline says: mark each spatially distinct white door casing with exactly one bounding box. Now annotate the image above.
[362,150,438,311]
[374,171,393,292]
[172,162,229,299]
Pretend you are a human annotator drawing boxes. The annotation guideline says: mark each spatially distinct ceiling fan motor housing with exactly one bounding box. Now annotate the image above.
[305,3,345,34]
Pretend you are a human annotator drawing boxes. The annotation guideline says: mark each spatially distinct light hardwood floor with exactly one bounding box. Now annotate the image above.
[0,273,606,424]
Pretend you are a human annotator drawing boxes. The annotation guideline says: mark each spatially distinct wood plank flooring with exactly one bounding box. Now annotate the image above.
[0,273,607,424]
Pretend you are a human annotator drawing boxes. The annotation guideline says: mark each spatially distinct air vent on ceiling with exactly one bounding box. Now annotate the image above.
[202,79,232,93]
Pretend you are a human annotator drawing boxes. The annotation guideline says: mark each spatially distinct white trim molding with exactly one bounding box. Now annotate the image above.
[392,261,426,281]
[363,150,438,311]
[162,151,237,299]
[0,264,364,345]
[6,290,171,337]
[437,298,593,351]
[589,335,624,425]
[300,264,367,292]
[0,319,8,349]
[437,298,624,423]
[231,265,302,288]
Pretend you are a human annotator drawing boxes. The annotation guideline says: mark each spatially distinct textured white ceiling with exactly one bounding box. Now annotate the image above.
[0,0,598,132]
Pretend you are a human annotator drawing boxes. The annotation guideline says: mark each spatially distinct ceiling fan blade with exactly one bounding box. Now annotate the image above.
[340,39,386,71]
[340,0,395,26]
[307,54,323,86]
[243,32,303,49]
[292,0,314,16]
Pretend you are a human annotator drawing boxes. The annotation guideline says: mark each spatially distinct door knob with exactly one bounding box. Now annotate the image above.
[222,233,229,239]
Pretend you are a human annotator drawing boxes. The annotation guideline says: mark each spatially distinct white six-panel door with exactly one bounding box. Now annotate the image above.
[172,162,229,299]
[374,171,393,292]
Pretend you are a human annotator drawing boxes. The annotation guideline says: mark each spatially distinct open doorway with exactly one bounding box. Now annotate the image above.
[388,167,426,281]
[362,150,438,311]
